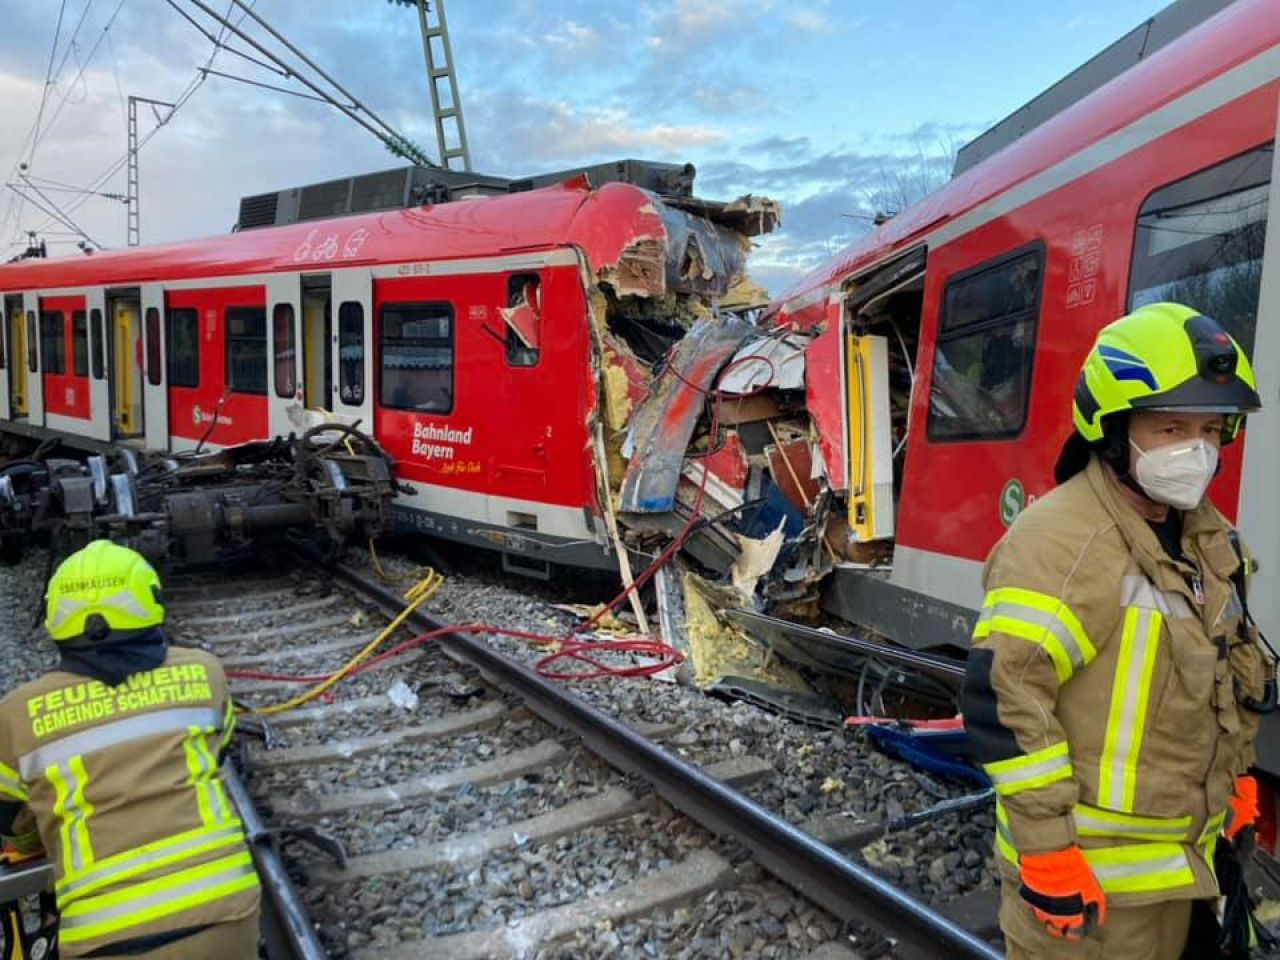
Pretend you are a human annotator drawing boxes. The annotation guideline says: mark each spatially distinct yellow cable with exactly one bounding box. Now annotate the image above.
[369,537,434,584]
[243,568,444,717]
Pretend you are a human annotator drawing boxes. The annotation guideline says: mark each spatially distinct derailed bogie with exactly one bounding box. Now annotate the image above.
[0,425,396,568]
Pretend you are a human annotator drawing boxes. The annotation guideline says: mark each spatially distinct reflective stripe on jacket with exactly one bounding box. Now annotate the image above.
[962,455,1269,907]
[0,647,259,956]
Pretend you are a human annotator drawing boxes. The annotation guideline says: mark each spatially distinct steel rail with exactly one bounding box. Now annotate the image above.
[333,561,1002,960]
[225,765,329,960]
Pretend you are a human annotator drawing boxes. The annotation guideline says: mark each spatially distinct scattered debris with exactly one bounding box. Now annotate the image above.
[730,521,787,600]
[679,572,813,700]
[548,603,632,636]
[386,679,420,712]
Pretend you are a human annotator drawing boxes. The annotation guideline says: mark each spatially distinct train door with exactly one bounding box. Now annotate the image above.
[265,274,302,439]
[302,279,332,413]
[23,292,43,425]
[1,295,21,421]
[841,247,927,545]
[5,298,26,418]
[141,284,168,451]
[39,294,92,430]
[109,294,144,439]
[86,290,110,441]
[492,270,551,505]
[331,268,373,428]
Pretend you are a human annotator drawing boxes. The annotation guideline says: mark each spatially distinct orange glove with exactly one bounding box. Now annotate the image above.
[1225,775,1259,843]
[0,839,40,865]
[1018,845,1107,939]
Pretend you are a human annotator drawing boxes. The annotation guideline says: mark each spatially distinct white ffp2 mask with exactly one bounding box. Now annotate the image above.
[1129,438,1219,510]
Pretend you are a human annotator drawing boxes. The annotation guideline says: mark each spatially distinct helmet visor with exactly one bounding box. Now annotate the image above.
[1129,375,1261,415]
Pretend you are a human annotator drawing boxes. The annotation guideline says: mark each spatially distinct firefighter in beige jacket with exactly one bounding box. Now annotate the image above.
[962,303,1273,959]
[0,540,260,958]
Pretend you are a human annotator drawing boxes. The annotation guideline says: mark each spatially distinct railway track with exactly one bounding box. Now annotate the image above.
[156,555,1002,960]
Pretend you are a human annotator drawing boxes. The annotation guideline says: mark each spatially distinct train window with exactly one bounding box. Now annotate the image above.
[167,308,200,388]
[26,312,36,373]
[40,311,66,375]
[505,274,541,367]
[928,247,1043,441]
[90,309,105,380]
[1129,144,1272,356]
[72,311,89,377]
[380,302,453,413]
[338,302,364,406]
[226,306,267,395]
[273,304,296,398]
[146,307,162,386]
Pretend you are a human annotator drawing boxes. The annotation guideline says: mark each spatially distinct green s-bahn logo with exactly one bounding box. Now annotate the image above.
[1000,479,1026,527]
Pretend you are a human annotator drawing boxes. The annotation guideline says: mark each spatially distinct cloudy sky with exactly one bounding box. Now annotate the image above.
[1,0,1169,293]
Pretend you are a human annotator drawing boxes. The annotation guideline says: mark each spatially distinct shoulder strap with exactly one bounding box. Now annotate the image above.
[1227,529,1280,715]
[1227,529,1252,623]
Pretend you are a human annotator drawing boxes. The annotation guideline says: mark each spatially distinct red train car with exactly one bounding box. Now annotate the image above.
[767,0,1280,750]
[0,178,775,575]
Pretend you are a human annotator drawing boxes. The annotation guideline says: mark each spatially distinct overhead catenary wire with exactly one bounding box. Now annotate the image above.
[3,0,139,246]
[226,0,396,129]
[19,174,126,202]
[164,0,290,78]
[7,0,249,246]
[9,0,433,246]
[3,0,68,246]
[197,67,334,104]
[10,19,222,247]
[177,0,435,167]
[47,0,99,103]
[5,177,103,250]
[29,0,131,157]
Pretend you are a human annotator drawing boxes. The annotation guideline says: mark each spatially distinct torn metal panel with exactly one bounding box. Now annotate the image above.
[681,463,745,516]
[663,193,782,238]
[718,334,808,395]
[731,519,787,600]
[681,572,814,696]
[684,432,748,495]
[720,275,772,314]
[623,494,740,576]
[716,393,784,427]
[804,313,848,491]
[722,608,966,690]
[766,434,821,513]
[654,561,690,663]
[657,205,752,299]
[604,234,667,298]
[591,190,777,302]
[711,677,843,728]
[620,315,755,513]
[499,277,542,350]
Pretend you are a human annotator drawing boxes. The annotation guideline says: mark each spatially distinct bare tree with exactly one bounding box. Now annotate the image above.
[859,128,961,224]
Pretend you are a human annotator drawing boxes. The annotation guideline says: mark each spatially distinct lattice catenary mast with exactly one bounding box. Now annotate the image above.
[415,0,471,171]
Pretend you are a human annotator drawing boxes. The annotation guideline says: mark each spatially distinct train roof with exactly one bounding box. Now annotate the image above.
[0,179,665,292]
[774,0,1280,321]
